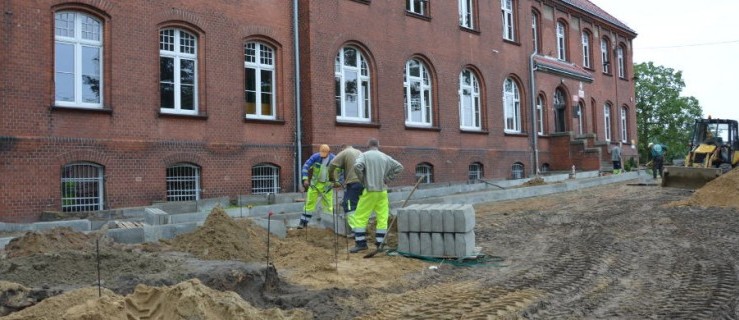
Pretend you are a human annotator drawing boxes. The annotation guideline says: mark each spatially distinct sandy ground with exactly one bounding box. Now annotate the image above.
[2,170,739,319]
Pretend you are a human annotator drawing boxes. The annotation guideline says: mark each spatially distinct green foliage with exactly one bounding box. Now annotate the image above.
[624,157,637,172]
[634,62,702,162]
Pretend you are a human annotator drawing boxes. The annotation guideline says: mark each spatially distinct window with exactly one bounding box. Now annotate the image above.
[459,0,475,29]
[54,11,103,108]
[503,78,521,133]
[459,69,481,131]
[620,106,628,143]
[245,42,276,119]
[252,164,280,194]
[416,163,433,183]
[166,163,201,201]
[501,0,515,41]
[582,31,591,68]
[512,162,524,179]
[335,46,371,122]
[604,103,612,141]
[575,101,584,135]
[556,21,567,60]
[601,38,611,74]
[468,162,483,182]
[617,45,625,78]
[160,28,198,114]
[406,0,427,15]
[554,88,566,132]
[404,59,433,126]
[531,11,540,53]
[536,95,544,135]
[61,162,104,212]
[541,163,550,173]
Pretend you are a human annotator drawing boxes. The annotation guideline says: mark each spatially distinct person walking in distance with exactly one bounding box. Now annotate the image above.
[649,142,667,179]
[349,138,404,253]
[328,144,364,234]
[298,144,335,229]
[611,143,622,174]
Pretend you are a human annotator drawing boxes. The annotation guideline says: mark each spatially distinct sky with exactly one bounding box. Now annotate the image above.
[589,0,739,120]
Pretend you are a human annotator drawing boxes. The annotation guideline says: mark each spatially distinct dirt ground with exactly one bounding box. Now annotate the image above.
[2,171,739,319]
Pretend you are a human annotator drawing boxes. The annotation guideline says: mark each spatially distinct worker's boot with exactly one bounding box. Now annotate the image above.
[297,215,310,229]
[349,241,368,253]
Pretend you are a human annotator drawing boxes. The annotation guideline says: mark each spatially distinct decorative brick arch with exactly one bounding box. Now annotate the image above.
[56,149,111,168]
[161,153,204,168]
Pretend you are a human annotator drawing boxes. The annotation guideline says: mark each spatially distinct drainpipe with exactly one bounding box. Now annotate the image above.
[292,0,302,192]
[529,52,539,176]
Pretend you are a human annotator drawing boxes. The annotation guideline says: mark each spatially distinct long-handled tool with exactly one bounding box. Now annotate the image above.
[267,211,273,266]
[364,176,424,259]
[333,188,339,269]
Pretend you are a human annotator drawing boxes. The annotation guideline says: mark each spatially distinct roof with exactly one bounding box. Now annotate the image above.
[533,55,593,83]
[560,0,637,36]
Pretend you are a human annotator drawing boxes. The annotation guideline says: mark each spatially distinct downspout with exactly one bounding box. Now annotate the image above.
[529,52,539,175]
[292,0,302,192]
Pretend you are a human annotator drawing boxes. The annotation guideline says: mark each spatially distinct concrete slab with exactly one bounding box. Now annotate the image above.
[252,218,287,239]
[106,227,145,244]
[33,219,91,232]
[144,208,170,225]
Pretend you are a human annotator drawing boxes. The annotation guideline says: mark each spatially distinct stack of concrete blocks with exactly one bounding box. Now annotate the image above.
[396,204,476,258]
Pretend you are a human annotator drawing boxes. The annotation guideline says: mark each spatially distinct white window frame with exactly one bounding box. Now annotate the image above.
[406,0,427,15]
[166,163,201,201]
[512,162,525,179]
[416,163,433,184]
[404,59,433,127]
[54,11,103,108]
[620,107,628,143]
[252,163,280,194]
[503,78,521,133]
[159,28,198,115]
[604,103,612,141]
[536,95,544,135]
[531,11,539,53]
[468,162,483,182]
[576,101,584,135]
[61,162,104,212]
[582,31,591,68]
[556,22,566,61]
[245,41,276,120]
[459,0,475,29]
[335,46,371,123]
[617,45,625,78]
[459,69,481,131]
[601,38,611,74]
[502,0,515,41]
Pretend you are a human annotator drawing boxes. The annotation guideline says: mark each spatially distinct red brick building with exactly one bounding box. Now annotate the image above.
[0,0,636,222]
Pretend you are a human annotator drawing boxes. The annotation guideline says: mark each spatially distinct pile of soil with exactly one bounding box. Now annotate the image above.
[674,168,739,208]
[2,279,311,320]
[521,176,546,187]
[168,207,268,262]
[4,227,103,258]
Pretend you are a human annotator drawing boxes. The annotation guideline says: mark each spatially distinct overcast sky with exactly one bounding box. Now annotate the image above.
[590,0,739,120]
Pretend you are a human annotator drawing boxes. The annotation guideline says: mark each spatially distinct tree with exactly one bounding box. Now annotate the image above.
[634,62,702,162]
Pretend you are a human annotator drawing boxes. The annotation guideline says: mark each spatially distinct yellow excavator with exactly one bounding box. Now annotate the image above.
[662,118,739,189]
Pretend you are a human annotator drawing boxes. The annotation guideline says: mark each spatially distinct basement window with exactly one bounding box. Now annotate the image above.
[61,162,104,212]
[166,163,201,201]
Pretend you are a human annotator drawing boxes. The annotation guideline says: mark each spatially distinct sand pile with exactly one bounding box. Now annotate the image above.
[675,168,739,209]
[2,279,311,320]
[4,227,102,258]
[169,206,269,262]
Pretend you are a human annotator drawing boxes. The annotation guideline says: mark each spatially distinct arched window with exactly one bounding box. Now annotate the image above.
[556,21,567,61]
[617,44,626,78]
[554,88,566,132]
[604,103,612,141]
[459,69,481,130]
[160,28,198,114]
[404,59,432,126]
[166,163,201,201]
[576,101,585,135]
[62,162,104,212]
[601,37,611,74]
[581,30,592,68]
[512,162,525,179]
[620,106,628,143]
[245,41,276,119]
[416,163,434,184]
[252,163,280,194]
[468,162,484,182]
[335,46,371,122]
[536,94,545,135]
[503,78,521,133]
[54,11,103,108]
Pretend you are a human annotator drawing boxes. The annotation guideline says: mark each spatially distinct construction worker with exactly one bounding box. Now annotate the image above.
[611,143,622,174]
[649,142,667,179]
[328,144,364,231]
[349,138,404,253]
[298,144,335,229]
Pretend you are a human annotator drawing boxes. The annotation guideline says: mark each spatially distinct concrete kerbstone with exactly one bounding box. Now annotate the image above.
[420,232,432,256]
[409,232,421,255]
[431,232,444,257]
[418,204,432,232]
[430,205,445,232]
[453,205,475,233]
[407,205,421,232]
[168,212,209,224]
[106,227,145,244]
[253,218,287,239]
[144,208,170,225]
[455,231,476,258]
[442,205,456,233]
[443,233,456,257]
[33,219,91,232]
[398,232,410,253]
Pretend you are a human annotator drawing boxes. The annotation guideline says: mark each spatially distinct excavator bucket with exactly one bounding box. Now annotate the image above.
[661,166,722,189]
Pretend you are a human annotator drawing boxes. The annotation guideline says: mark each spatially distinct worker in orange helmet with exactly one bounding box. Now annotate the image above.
[298,144,335,229]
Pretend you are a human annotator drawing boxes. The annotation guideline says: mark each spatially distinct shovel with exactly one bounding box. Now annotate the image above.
[364,176,424,259]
